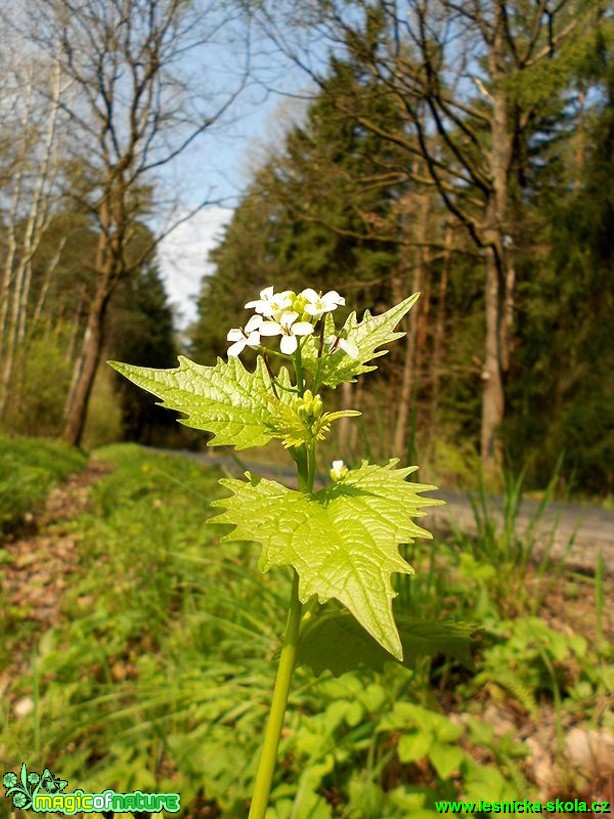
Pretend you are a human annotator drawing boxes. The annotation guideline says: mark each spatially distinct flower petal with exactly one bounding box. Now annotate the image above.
[280,334,298,354]
[245,331,261,347]
[323,290,344,306]
[259,321,282,336]
[279,311,299,327]
[301,287,319,302]
[245,314,263,332]
[227,339,246,357]
[339,338,359,358]
[292,321,315,336]
[227,328,244,342]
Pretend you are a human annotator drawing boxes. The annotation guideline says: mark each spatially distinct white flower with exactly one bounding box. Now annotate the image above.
[226,314,263,357]
[330,460,348,482]
[302,288,345,318]
[327,334,359,358]
[260,310,314,355]
[245,286,294,318]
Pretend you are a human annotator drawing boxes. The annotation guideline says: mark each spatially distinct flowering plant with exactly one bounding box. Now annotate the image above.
[109,287,467,817]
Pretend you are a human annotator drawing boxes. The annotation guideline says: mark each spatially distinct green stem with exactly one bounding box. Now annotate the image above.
[306,442,316,493]
[248,570,303,819]
[294,340,304,396]
[248,341,315,816]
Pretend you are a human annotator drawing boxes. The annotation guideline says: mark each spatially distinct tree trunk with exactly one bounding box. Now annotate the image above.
[480,25,513,475]
[338,380,354,454]
[0,249,24,419]
[394,311,418,457]
[413,245,431,397]
[432,220,452,411]
[61,282,112,447]
[393,192,429,457]
[481,242,505,474]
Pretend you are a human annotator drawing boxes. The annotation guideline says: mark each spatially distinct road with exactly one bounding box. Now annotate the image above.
[179,450,613,578]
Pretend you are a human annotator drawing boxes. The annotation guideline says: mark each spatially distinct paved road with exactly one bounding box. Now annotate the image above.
[179,450,613,578]
[431,490,613,577]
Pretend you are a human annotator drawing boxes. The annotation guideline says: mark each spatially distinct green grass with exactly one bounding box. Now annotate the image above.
[1,442,611,818]
[0,434,87,540]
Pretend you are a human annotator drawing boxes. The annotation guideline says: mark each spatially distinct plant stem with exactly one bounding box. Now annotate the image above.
[306,442,316,493]
[295,340,304,396]
[248,571,303,819]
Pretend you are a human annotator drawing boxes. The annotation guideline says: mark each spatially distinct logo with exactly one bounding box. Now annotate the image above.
[2,764,180,814]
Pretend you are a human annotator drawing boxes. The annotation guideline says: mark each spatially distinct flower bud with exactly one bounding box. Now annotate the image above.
[330,459,348,482]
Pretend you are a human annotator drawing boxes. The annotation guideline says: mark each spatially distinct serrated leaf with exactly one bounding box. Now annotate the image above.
[108,355,294,450]
[211,460,443,659]
[302,293,420,388]
[296,610,479,676]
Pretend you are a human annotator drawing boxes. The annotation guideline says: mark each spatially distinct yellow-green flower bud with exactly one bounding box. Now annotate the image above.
[292,293,308,315]
[330,460,348,482]
[303,390,314,414]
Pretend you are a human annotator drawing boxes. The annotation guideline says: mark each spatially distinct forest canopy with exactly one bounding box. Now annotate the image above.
[190,1,614,495]
[0,0,611,495]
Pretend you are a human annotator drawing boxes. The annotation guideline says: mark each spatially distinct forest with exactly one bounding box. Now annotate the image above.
[0,0,612,495]
[1,1,613,817]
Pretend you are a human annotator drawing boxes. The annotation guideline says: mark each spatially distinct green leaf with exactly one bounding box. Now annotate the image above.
[462,761,516,802]
[211,460,443,659]
[108,355,293,450]
[397,731,433,763]
[302,293,420,388]
[429,744,464,780]
[296,610,479,676]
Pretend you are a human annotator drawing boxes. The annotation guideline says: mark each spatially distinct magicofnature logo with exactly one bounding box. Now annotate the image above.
[2,764,180,814]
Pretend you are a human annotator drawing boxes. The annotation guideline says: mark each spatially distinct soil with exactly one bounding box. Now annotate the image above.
[0,460,113,693]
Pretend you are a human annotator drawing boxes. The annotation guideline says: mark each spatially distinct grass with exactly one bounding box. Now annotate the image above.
[1,440,612,818]
[0,434,87,541]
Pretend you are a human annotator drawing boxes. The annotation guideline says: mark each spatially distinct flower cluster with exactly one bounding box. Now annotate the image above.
[227,286,351,357]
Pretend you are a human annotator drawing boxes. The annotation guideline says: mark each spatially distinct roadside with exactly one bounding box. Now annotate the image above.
[1,444,611,812]
[182,450,614,577]
[0,459,113,711]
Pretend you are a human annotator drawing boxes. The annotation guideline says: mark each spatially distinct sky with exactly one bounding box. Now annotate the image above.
[156,205,233,329]
[154,21,316,330]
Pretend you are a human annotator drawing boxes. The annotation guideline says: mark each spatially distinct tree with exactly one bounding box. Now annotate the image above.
[20,0,249,446]
[506,30,614,494]
[0,46,66,419]
[255,0,601,473]
[192,54,407,371]
[107,253,178,444]
[193,51,473,459]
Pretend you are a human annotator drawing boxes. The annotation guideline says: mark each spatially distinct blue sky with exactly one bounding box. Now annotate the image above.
[156,29,315,329]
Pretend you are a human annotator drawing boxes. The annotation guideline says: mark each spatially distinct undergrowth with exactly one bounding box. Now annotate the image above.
[0,434,87,541]
[1,442,612,818]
